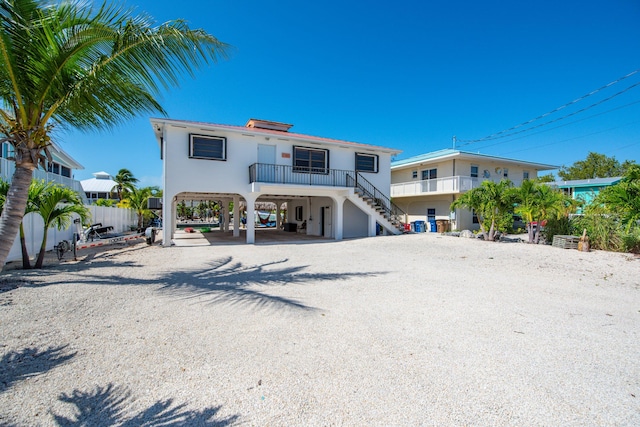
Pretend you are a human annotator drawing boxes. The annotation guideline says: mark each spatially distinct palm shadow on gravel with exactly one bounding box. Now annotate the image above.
[52,383,238,426]
[157,256,386,311]
[0,346,76,393]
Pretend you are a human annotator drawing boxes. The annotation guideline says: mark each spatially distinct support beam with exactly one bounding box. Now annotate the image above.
[244,194,258,244]
[233,195,240,237]
[332,196,345,241]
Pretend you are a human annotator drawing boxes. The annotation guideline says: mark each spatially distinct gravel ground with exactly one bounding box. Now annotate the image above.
[0,233,639,426]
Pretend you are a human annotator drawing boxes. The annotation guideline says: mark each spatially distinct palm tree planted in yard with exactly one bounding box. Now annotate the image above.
[125,186,159,230]
[451,180,515,241]
[33,184,89,268]
[112,169,138,201]
[0,0,229,266]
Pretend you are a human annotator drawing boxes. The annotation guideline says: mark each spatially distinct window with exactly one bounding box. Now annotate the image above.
[472,209,479,224]
[47,162,60,174]
[523,171,530,180]
[470,165,478,178]
[412,170,418,179]
[293,146,328,174]
[503,168,509,178]
[355,153,378,173]
[61,166,71,178]
[421,168,437,180]
[189,134,226,160]
[427,208,436,221]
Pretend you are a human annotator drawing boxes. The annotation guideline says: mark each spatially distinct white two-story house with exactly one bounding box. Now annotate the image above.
[1,141,86,201]
[391,149,557,231]
[151,118,405,245]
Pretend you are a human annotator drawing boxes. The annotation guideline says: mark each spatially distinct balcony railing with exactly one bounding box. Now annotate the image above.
[0,156,87,202]
[249,163,354,187]
[391,176,523,197]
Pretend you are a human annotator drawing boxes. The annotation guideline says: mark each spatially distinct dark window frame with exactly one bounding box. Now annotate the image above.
[470,165,478,178]
[295,206,303,221]
[189,134,227,161]
[293,146,329,174]
[421,168,437,180]
[355,152,379,173]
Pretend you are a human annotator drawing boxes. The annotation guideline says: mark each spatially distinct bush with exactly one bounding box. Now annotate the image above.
[542,217,573,243]
[621,228,640,254]
[573,211,622,251]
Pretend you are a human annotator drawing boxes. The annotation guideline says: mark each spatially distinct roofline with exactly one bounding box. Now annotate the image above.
[391,149,558,171]
[552,177,622,188]
[50,143,84,170]
[150,117,402,155]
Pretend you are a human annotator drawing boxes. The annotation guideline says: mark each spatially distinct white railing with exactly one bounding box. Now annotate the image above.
[0,156,87,203]
[391,176,524,197]
[391,176,478,197]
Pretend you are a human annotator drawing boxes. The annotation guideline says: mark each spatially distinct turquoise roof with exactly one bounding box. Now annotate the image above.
[553,177,621,189]
[391,148,557,170]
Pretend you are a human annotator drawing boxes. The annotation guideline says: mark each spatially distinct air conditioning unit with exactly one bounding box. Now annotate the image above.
[147,197,162,210]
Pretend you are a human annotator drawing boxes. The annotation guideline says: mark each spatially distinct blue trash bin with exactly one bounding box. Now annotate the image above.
[414,220,425,233]
[429,219,437,232]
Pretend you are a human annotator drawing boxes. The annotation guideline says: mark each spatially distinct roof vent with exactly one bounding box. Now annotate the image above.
[245,118,293,132]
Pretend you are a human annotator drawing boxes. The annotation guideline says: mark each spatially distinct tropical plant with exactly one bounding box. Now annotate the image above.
[451,179,515,241]
[125,186,160,229]
[111,169,138,201]
[19,180,53,268]
[33,184,89,268]
[94,198,117,207]
[595,165,640,233]
[0,0,229,267]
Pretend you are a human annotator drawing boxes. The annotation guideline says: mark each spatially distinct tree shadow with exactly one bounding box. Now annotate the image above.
[157,257,386,311]
[52,383,238,426]
[0,346,76,393]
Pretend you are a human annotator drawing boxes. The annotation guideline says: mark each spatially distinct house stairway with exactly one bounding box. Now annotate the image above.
[346,173,406,235]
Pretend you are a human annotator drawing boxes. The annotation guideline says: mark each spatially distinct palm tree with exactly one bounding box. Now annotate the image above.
[0,0,229,267]
[112,168,139,201]
[33,184,89,268]
[596,165,640,233]
[125,186,159,230]
[19,180,53,268]
[451,180,514,241]
[512,179,539,243]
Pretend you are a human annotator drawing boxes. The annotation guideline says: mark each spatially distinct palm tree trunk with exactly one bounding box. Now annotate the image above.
[19,222,31,269]
[0,164,35,267]
[35,230,48,268]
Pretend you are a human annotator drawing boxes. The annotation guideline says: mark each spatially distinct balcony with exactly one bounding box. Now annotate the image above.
[249,163,355,187]
[391,176,523,197]
[0,156,87,202]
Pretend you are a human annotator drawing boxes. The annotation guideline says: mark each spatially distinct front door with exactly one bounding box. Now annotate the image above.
[257,144,277,182]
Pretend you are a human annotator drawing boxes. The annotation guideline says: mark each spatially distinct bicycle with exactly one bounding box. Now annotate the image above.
[54,240,72,261]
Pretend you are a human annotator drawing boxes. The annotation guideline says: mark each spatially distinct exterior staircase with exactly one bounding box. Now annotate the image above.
[346,173,406,235]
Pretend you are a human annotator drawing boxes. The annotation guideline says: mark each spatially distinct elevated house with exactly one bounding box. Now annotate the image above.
[390,149,557,231]
[151,118,404,245]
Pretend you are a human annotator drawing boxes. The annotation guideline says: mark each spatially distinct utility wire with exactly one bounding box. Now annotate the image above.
[457,68,640,145]
[470,99,640,151]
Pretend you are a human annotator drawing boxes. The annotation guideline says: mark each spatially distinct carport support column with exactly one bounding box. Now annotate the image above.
[333,197,345,241]
[244,194,257,244]
[276,201,284,229]
[232,195,240,237]
[163,196,176,247]
[222,199,230,232]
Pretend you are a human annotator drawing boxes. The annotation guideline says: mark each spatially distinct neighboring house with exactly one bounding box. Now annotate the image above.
[0,141,86,201]
[550,177,622,213]
[151,118,404,245]
[81,171,118,204]
[390,149,557,231]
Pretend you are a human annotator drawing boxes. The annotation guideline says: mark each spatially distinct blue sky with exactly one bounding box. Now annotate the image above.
[59,0,640,186]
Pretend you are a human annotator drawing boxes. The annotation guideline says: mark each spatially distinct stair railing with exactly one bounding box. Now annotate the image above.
[347,172,406,227]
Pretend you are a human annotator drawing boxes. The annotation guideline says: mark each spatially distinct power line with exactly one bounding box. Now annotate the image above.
[470,99,640,151]
[457,68,640,145]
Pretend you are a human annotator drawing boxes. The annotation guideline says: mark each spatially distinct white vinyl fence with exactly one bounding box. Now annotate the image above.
[5,205,137,264]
